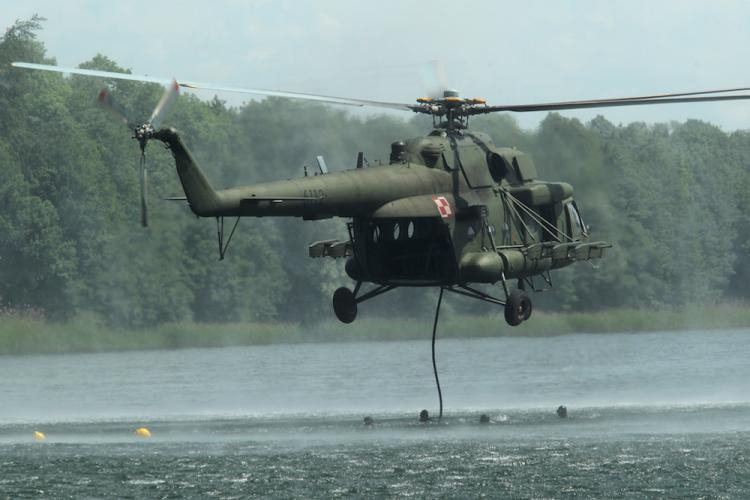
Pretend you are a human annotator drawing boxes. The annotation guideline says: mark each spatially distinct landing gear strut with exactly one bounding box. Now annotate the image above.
[332,280,533,327]
[332,282,397,324]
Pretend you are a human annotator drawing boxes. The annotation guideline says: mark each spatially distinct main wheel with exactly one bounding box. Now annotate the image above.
[521,294,533,321]
[504,289,532,326]
[333,287,357,324]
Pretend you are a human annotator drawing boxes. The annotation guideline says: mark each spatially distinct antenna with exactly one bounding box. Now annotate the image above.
[316,155,329,174]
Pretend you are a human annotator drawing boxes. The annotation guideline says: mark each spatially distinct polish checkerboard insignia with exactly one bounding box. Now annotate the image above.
[432,196,453,218]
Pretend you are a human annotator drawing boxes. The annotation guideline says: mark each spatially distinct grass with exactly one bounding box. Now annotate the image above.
[0,305,748,356]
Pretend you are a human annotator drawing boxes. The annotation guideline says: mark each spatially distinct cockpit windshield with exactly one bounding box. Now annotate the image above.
[566,202,586,239]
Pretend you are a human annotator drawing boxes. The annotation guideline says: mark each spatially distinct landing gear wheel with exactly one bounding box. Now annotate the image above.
[504,289,532,326]
[333,287,357,324]
[521,294,533,321]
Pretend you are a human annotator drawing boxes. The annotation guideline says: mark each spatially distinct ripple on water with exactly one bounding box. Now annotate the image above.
[2,337,750,497]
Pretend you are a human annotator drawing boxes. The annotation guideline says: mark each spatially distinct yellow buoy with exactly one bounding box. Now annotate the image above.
[33,431,46,442]
[134,427,152,438]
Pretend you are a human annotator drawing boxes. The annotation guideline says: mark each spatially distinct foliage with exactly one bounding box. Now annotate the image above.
[1,18,748,333]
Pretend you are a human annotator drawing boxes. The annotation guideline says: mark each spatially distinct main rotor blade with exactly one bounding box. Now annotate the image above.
[17,61,750,115]
[149,79,179,129]
[470,89,750,114]
[12,62,416,111]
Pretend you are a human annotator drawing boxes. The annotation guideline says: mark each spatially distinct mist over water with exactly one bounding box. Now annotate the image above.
[2,328,749,497]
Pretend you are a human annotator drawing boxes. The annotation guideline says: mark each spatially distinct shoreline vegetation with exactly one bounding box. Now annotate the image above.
[1,305,748,356]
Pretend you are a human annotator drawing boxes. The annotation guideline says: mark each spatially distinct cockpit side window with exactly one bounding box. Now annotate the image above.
[488,153,506,182]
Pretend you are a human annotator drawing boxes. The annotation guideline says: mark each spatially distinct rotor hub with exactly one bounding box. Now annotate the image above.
[134,123,155,150]
[414,91,488,130]
[415,93,487,114]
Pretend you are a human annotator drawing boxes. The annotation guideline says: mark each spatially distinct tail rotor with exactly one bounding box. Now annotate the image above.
[97,88,133,126]
[97,79,179,227]
[139,151,149,227]
[148,79,179,130]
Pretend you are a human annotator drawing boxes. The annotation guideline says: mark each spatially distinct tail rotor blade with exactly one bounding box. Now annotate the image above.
[135,79,179,227]
[148,79,179,129]
[140,153,148,227]
[97,88,133,127]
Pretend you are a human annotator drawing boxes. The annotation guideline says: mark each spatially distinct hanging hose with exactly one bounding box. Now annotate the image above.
[432,287,444,420]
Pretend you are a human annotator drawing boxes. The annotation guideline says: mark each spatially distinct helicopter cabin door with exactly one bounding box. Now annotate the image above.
[355,217,456,285]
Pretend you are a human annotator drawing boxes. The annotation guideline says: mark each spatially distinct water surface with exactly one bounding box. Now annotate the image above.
[1,329,748,497]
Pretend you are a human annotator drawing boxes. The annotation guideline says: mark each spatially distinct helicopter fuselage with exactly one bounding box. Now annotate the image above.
[10,59,746,326]
[156,127,609,291]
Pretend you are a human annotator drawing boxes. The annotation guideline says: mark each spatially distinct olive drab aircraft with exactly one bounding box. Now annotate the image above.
[12,62,750,327]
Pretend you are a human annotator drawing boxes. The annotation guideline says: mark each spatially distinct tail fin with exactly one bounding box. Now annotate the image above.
[153,128,223,216]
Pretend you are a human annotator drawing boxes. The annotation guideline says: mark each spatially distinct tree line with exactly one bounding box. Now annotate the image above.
[1,18,748,328]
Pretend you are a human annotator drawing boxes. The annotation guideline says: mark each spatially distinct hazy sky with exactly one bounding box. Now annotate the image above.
[6,0,750,130]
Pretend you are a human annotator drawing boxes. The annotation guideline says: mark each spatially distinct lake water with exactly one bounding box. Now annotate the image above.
[1,329,749,497]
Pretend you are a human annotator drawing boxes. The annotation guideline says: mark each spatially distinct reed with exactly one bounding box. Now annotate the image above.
[0,305,748,356]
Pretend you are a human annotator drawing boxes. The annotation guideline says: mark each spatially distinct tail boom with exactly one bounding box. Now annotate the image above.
[154,128,223,216]
[154,127,453,220]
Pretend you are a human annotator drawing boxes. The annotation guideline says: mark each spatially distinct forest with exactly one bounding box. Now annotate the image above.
[1,18,748,332]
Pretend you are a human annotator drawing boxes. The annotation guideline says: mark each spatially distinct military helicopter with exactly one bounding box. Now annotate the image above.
[13,62,750,327]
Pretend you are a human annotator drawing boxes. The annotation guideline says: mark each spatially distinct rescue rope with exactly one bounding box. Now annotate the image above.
[432,287,444,420]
